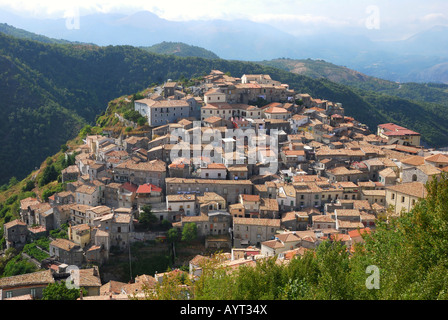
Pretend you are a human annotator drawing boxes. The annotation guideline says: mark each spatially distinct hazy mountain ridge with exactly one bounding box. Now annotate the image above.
[1,10,447,83]
[257,58,448,106]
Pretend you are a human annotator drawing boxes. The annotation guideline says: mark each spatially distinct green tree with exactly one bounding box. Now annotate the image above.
[167,228,179,244]
[313,240,352,300]
[181,223,197,243]
[2,255,37,277]
[8,176,18,188]
[139,205,157,229]
[22,180,35,192]
[39,164,58,186]
[42,282,86,300]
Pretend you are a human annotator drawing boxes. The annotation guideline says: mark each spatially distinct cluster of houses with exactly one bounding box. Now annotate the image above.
[2,70,448,300]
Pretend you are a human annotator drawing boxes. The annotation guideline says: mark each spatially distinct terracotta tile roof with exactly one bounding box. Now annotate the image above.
[165,177,252,185]
[233,217,281,227]
[136,183,162,193]
[425,153,448,164]
[276,232,301,243]
[337,220,365,229]
[100,280,128,295]
[262,239,286,249]
[334,209,361,217]
[361,189,386,196]
[264,106,289,114]
[116,159,166,172]
[204,116,223,124]
[348,227,372,239]
[120,181,139,193]
[260,198,279,211]
[167,194,196,202]
[50,238,80,251]
[182,214,209,223]
[401,155,425,166]
[241,194,260,202]
[227,165,248,172]
[312,215,335,223]
[88,206,112,214]
[113,213,132,224]
[70,204,94,213]
[378,123,420,136]
[197,192,225,203]
[20,197,40,210]
[76,184,98,195]
[387,182,427,198]
[0,270,54,289]
[74,268,101,287]
[416,164,441,176]
[206,163,227,169]
[379,167,396,177]
[4,219,27,229]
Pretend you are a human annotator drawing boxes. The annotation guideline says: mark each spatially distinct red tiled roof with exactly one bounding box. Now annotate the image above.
[136,183,162,193]
[120,182,138,193]
[379,123,419,136]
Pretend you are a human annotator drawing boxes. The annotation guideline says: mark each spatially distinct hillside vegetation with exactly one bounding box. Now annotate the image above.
[1,31,448,187]
[140,41,220,60]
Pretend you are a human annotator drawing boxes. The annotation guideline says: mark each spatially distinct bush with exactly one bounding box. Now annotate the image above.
[22,180,35,192]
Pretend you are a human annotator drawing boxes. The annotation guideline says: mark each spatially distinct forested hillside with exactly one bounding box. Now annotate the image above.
[140,41,220,59]
[1,31,448,186]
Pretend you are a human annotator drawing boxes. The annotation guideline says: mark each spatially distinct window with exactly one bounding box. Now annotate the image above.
[30,288,37,298]
[6,291,12,298]
[402,196,405,203]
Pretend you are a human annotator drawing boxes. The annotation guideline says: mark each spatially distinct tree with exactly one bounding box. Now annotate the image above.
[2,255,37,277]
[22,180,35,192]
[39,164,58,186]
[42,282,86,300]
[167,228,179,244]
[139,205,157,229]
[181,223,197,243]
[8,176,18,188]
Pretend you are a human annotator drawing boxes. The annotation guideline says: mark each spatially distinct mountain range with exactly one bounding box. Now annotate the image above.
[1,23,448,186]
[1,10,448,83]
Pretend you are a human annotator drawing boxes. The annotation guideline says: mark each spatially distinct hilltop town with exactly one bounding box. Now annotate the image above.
[2,70,448,300]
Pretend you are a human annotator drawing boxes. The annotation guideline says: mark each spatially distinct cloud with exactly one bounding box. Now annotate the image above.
[251,13,350,27]
[419,13,448,23]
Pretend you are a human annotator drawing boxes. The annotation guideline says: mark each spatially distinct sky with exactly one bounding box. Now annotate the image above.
[0,0,447,40]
